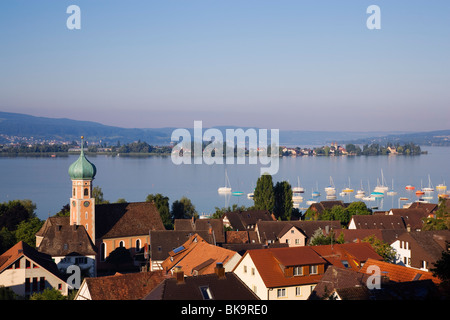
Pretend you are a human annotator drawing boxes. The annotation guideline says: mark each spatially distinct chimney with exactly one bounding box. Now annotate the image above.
[215,262,226,279]
[174,266,185,284]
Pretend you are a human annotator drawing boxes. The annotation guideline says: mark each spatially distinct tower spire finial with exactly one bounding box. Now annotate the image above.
[80,136,85,154]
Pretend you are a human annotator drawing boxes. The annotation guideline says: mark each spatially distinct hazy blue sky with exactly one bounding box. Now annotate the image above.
[1,1,449,131]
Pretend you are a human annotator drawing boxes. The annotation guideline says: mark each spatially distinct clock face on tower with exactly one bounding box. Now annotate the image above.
[84,201,90,207]
[72,201,76,207]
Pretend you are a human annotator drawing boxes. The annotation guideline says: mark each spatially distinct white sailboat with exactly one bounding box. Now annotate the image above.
[387,179,397,196]
[422,174,434,192]
[325,176,336,195]
[292,177,305,194]
[355,180,365,198]
[374,169,389,193]
[218,170,232,193]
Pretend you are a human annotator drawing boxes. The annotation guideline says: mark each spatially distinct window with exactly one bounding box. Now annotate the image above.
[277,288,286,298]
[296,286,301,296]
[251,268,255,276]
[32,277,38,292]
[73,188,76,196]
[119,241,125,248]
[295,239,300,245]
[244,266,247,273]
[84,188,89,196]
[286,239,290,244]
[252,285,257,294]
[291,229,295,234]
[26,259,31,269]
[293,266,303,276]
[199,286,213,300]
[310,265,318,274]
[341,260,350,268]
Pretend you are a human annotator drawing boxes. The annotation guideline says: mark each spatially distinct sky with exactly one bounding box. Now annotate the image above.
[0,0,449,131]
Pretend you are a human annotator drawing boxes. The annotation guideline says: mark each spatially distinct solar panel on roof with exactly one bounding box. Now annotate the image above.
[173,246,185,254]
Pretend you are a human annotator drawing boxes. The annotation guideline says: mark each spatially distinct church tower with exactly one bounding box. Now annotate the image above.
[68,137,97,242]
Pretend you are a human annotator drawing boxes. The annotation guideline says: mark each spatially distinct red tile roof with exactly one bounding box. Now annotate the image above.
[359,258,441,285]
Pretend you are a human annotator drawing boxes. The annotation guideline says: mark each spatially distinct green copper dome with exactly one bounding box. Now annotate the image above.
[68,137,97,180]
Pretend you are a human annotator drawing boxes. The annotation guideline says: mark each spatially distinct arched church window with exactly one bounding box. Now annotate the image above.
[84,188,89,196]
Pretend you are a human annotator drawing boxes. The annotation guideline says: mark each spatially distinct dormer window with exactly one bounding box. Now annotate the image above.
[310,265,318,274]
[293,266,303,276]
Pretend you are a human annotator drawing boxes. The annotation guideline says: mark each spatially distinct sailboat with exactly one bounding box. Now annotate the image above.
[355,180,365,198]
[387,179,397,196]
[312,182,321,197]
[218,170,232,193]
[341,177,354,194]
[374,169,389,193]
[436,180,447,192]
[292,177,305,194]
[325,176,336,195]
[422,175,434,192]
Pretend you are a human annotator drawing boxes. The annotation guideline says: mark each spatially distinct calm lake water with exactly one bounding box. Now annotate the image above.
[1,146,449,220]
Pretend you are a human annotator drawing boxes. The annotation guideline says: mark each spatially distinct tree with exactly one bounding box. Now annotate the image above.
[346,201,371,216]
[54,204,70,217]
[106,246,134,270]
[171,197,198,220]
[146,193,173,229]
[253,174,275,212]
[363,235,396,263]
[15,217,44,248]
[273,181,293,220]
[92,186,109,204]
[430,247,450,298]
[0,286,17,300]
[30,288,67,300]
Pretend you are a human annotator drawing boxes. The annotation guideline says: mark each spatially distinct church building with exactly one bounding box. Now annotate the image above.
[36,137,165,276]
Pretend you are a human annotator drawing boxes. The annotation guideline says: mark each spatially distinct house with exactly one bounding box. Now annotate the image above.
[222,210,276,231]
[390,230,450,271]
[0,241,69,297]
[149,230,216,271]
[232,246,328,300]
[255,220,340,246]
[174,217,225,243]
[74,271,168,300]
[36,218,97,277]
[348,214,406,230]
[144,263,259,300]
[161,233,241,276]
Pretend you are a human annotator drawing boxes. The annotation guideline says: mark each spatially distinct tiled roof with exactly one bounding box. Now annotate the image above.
[96,202,165,239]
[149,230,215,261]
[144,272,260,300]
[310,243,383,271]
[161,234,239,276]
[174,218,225,243]
[309,266,369,300]
[334,228,406,245]
[398,230,450,263]
[37,222,97,256]
[351,214,406,230]
[226,231,250,244]
[359,258,441,284]
[389,208,429,230]
[224,210,275,231]
[80,271,168,300]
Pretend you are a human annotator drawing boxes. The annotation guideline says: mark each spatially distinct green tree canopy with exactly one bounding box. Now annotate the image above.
[171,197,198,220]
[146,193,173,229]
[273,181,293,220]
[253,174,275,212]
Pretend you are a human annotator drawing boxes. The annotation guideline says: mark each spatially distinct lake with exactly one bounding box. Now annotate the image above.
[1,146,449,220]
